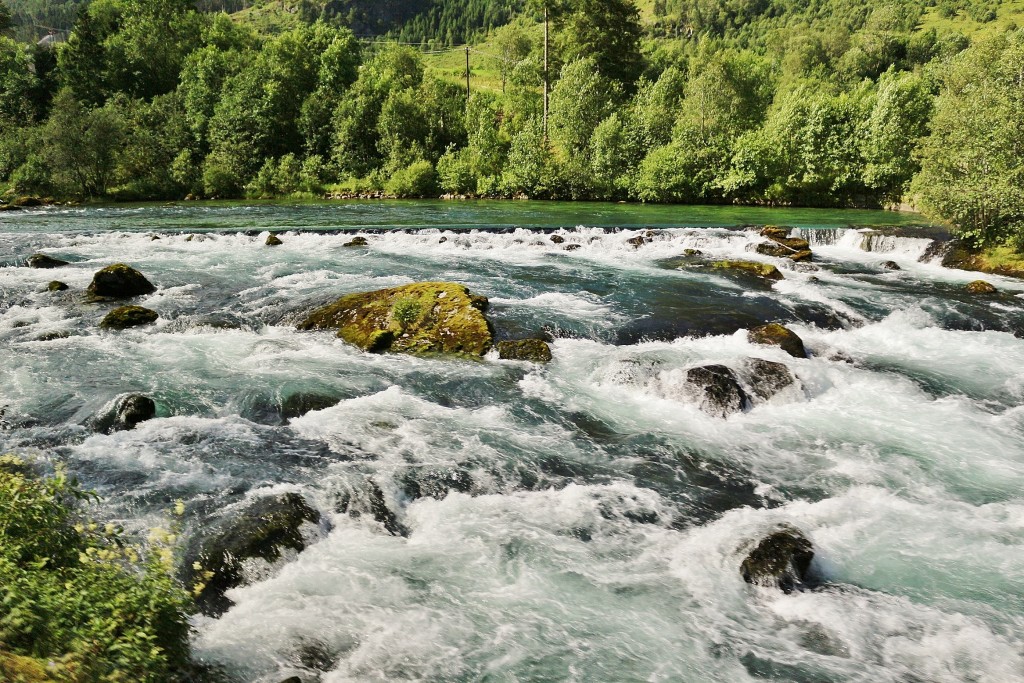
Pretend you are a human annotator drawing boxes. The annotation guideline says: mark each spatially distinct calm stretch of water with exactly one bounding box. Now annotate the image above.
[2,201,1023,683]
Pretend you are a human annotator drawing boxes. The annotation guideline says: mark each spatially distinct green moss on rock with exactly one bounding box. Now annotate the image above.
[748,323,807,358]
[298,282,493,356]
[266,233,283,246]
[712,260,784,280]
[966,280,998,294]
[100,305,159,330]
[47,281,68,292]
[498,339,552,362]
[87,264,156,298]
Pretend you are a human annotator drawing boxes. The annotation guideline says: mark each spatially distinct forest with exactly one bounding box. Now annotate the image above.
[0,0,1022,250]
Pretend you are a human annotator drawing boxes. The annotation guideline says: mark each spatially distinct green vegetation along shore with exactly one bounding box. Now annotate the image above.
[0,0,1022,262]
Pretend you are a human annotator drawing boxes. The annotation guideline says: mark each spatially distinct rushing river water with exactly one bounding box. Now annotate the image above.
[2,201,1024,683]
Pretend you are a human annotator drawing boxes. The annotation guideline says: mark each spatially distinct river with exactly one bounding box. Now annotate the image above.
[1,201,1023,683]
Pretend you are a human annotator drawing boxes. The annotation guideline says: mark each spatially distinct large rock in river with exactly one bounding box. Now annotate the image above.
[100,305,158,330]
[182,493,322,617]
[87,263,156,298]
[686,365,748,418]
[748,323,807,359]
[27,253,69,269]
[298,282,493,356]
[90,394,157,433]
[712,260,784,280]
[498,338,552,362]
[740,527,815,594]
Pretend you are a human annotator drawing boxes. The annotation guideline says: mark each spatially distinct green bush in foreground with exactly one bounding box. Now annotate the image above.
[0,456,192,682]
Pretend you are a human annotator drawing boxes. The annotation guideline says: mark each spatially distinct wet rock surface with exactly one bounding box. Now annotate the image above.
[87,263,157,298]
[740,527,816,593]
[748,323,808,358]
[182,493,322,617]
[100,305,159,330]
[298,282,493,356]
[686,365,748,417]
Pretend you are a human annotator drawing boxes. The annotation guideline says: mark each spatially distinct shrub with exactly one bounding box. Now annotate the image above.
[385,160,438,198]
[0,456,192,682]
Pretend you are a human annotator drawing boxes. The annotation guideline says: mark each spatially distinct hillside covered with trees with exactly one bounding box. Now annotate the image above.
[0,0,1022,252]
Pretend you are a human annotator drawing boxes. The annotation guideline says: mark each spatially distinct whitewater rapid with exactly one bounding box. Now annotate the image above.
[2,208,1023,683]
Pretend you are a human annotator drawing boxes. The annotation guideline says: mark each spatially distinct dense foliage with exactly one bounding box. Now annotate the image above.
[0,0,1022,249]
[0,456,192,682]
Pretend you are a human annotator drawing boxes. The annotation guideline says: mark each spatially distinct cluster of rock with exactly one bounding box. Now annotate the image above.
[754,226,813,262]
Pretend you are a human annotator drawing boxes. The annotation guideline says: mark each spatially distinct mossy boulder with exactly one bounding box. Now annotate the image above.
[27,253,69,269]
[740,527,815,594]
[297,282,493,356]
[789,249,813,263]
[686,365,748,418]
[749,323,807,358]
[966,280,998,294]
[343,236,368,247]
[712,260,784,280]
[0,652,53,682]
[47,281,69,292]
[87,263,156,298]
[266,233,283,246]
[498,338,552,362]
[760,226,790,239]
[550,234,565,244]
[181,493,321,617]
[100,305,159,330]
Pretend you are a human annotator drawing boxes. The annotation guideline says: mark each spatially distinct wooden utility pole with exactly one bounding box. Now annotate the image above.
[543,4,549,139]
[465,46,471,100]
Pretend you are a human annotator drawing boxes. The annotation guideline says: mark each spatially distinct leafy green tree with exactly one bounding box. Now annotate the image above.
[502,115,554,196]
[548,58,614,158]
[555,0,643,85]
[41,89,127,197]
[862,68,933,204]
[913,30,1024,247]
[332,44,423,178]
[0,36,35,123]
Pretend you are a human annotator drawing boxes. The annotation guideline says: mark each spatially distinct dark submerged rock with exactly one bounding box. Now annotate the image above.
[297,282,493,356]
[280,392,340,420]
[564,244,582,252]
[748,323,808,359]
[47,281,69,292]
[100,305,159,330]
[683,249,703,257]
[343,236,368,247]
[337,481,406,537]
[743,358,796,401]
[266,233,283,246]
[91,394,157,433]
[87,263,156,298]
[182,493,321,617]
[966,280,998,294]
[881,260,901,271]
[550,234,565,244]
[627,236,646,248]
[400,466,474,501]
[740,527,815,593]
[497,338,552,362]
[27,253,69,269]
[686,365,748,417]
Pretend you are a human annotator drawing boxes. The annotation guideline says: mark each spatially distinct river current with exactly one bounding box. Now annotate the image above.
[1,202,1023,683]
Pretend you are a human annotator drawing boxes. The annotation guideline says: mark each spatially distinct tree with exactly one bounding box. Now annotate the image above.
[913,30,1024,248]
[42,90,127,197]
[862,68,933,204]
[555,0,643,86]
[0,1,12,35]
[0,36,35,123]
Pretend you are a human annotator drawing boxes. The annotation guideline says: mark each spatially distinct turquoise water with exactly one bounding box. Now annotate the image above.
[0,199,931,235]
[2,203,1023,683]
